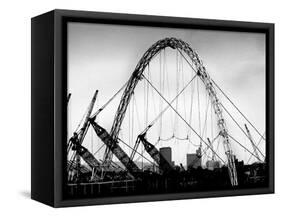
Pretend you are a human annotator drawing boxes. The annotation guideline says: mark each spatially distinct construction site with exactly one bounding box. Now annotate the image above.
[65,38,267,199]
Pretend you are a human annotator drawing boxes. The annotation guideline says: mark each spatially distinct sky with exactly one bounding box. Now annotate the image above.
[67,22,266,167]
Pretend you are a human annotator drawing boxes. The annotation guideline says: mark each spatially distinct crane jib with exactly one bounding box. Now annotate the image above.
[138,134,174,173]
[90,121,141,175]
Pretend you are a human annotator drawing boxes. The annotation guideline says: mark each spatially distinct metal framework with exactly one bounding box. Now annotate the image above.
[91,120,141,176]
[67,91,101,182]
[104,37,238,186]
[138,133,174,174]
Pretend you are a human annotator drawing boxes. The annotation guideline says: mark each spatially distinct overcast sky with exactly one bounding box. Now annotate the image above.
[67,22,265,166]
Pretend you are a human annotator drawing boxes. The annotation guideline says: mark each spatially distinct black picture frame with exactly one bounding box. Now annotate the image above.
[31,9,274,207]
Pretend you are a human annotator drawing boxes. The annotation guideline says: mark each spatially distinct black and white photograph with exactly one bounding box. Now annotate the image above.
[0,0,279,214]
[65,21,268,199]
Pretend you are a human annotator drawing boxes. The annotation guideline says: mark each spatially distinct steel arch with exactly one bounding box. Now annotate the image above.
[105,37,238,186]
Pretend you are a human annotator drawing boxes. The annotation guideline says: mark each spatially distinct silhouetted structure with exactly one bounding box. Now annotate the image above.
[206,160,221,170]
[160,147,172,169]
[186,147,202,169]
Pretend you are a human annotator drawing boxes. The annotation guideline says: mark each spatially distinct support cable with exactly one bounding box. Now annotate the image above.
[187,71,195,152]
[177,49,265,160]
[247,132,266,164]
[196,77,202,146]
[174,51,179,135]
[201,95,211,141]
[228,134,261,161]
[220,102,265,158]
[142,74,197,134]
[90,81,128,119]
[211,79,265,141]
[142,75,225,163]
[189,133,224,166]
[118,138,159,168]
[158,52,162,140]
[180,53,187,122]
[93,143,106,157]
[147,64,158,116]
[165,53,174,127]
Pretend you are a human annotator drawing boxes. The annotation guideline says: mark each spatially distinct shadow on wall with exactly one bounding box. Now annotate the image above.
[19,191,31,199]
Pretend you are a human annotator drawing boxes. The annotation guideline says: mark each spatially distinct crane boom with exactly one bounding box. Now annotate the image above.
[67,90,100,182]
[138,133,174,173]
[130,137,141,161]
[77,90,100,174]
[244,124,262,162]
[75,145,101,168]
[67,160,91,174]
[78,90,99,143]
[90,120,141,176]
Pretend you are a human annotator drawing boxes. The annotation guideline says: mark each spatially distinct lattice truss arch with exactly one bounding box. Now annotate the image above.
[104,37,238,186]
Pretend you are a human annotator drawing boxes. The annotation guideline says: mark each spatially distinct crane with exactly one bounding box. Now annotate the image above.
[244,124,262,162]
[90,119,141,176]
[68,90,101,182]
[138,133,174,174]
[77,90,99,144]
